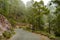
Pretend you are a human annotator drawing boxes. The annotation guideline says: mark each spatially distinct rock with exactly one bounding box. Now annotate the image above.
[0,14,11,34]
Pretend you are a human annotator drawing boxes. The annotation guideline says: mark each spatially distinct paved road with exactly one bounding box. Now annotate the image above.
[10,29,50,40]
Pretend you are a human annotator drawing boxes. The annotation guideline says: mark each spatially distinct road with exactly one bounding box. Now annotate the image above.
[10,29,50,40]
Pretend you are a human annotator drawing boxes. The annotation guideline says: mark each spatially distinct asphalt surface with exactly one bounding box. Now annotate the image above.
[10,29,50,40]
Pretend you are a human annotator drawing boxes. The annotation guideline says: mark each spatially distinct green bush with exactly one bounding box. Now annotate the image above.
[9,18,16,26]
[2,31,12,39]
[2,27,15,39]
[48,34,56,39]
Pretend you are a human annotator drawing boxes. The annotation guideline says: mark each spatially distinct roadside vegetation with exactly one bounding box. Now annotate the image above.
[0,27,15,40]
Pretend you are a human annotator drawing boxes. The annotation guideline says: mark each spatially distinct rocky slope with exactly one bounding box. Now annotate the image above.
[0,14,11,35]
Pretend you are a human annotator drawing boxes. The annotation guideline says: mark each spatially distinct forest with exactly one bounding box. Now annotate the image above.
[0,0,60,40]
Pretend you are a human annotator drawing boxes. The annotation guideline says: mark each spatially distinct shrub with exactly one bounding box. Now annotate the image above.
[2,27,15,39]
[2,31,12,39]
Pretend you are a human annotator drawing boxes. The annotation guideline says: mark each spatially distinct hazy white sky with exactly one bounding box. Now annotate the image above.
[22,0,51,5]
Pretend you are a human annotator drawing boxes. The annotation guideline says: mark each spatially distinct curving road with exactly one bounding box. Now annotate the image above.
[10,29,50,40]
